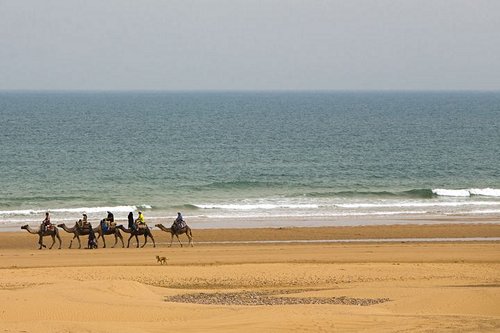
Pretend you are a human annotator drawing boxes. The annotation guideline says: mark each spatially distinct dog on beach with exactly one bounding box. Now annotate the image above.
[156,255,168,265]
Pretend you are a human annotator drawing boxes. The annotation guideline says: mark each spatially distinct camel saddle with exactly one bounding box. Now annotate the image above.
[78,224,92,232]
[136,223,147,230]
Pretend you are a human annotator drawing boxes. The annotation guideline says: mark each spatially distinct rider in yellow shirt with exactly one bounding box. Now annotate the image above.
[135,211,145,229]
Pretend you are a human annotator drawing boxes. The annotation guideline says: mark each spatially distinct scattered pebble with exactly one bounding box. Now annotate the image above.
[165,290,390,306]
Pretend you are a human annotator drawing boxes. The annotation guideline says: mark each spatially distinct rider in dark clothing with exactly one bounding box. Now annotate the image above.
[41,212,51,233]
[104,211,115,230]
[128,212,135,231]
[87,223,97,249]
[173,212,186,231]
[107,211,114,223]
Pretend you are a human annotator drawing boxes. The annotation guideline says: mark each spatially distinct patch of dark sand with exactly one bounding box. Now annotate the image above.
[165,290,390,306]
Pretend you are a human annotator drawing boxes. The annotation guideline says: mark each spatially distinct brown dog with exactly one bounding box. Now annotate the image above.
[156,255,168,265]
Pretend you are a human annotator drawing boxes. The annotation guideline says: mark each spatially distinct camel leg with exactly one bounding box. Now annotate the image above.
[102,234,107,248]
[117,231,124,248]
[77,235,82,249]
[151,233,156,248]
[111,234,118,248]
[57,234,62,249]
[49,235,56,249]
[38,235,46,249]
[117,233,124,248]
[135,235,140,248]
[69,234,77,249]
[176,235,183,247]
[141,235,148,248]
[189,230,194,247]
[169,234,174,247]
[127,234,133,248]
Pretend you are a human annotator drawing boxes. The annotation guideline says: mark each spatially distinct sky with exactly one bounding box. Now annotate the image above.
[1,0,499,91]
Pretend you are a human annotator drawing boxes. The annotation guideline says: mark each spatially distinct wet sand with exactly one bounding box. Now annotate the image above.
[1,223,499,332]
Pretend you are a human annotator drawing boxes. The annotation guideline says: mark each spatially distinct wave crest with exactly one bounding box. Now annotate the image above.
[0,205,153,216]
[432,188,500,197]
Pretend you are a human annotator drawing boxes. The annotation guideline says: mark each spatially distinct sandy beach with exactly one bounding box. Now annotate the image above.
[0,223,499,332]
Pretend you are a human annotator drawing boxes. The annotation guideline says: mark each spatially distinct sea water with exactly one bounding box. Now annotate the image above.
[1,91,499,230]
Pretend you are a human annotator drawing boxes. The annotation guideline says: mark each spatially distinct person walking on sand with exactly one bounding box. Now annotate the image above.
[87,223,97,249]
[41,212,51,233]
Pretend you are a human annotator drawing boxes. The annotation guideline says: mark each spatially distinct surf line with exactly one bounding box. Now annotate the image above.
[178,237,500,245]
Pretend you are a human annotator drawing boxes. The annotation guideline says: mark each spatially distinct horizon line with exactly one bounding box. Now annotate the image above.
[1,88,500,94]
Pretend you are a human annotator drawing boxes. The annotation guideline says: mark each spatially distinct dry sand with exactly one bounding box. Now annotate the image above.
[1,223,499,332]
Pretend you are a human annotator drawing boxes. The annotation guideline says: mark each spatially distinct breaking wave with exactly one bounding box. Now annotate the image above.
[303,188,500,199]
[0,205,152,217]
[432,188,500,197]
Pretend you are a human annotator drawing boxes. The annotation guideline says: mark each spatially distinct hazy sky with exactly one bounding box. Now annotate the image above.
[1,0,499,91]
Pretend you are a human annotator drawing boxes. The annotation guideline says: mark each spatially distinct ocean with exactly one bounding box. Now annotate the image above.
[1,91,499,230]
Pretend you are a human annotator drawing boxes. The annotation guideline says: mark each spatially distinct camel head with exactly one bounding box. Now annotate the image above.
[21,224,29,230]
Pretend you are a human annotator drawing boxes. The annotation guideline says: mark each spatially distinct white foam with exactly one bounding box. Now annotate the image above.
[194,203,319,210]
[432,189,470,197]
[465,209,500,214]
[0,209,39,216]
[138,204,153,209]
[469,188,500,197]
[432,188,500,197]
[190,210,428,219]
[337,201,500,209]
[0,205,143,216]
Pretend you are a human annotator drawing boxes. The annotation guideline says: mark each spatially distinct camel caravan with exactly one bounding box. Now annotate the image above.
[21,211,194,250]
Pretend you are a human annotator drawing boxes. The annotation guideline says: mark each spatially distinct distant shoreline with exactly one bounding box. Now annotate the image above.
[4,214,500,233]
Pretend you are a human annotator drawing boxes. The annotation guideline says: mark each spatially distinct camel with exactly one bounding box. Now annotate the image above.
[57,222,93,249]
[116,225,156,248]
[94,221,124,248]
[21,224,62,250]
[155,223,194,247]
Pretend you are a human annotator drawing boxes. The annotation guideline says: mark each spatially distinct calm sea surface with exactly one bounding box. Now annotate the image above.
[1,91,499,230]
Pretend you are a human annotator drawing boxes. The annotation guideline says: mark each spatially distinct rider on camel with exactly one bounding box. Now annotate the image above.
[105,211,115,228]
[172,212,186,232]
[128,212,135,231]
[135,211,146,229]
[41,212,51,233]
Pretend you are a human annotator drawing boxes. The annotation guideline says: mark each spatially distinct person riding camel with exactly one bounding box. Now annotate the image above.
[79,213,89,230]
[172,212,186,232]
[105,211,115,228]
[135,211,146,229]
[82,213,89,227]
[41,212,51,233]
[128,212,135,231]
